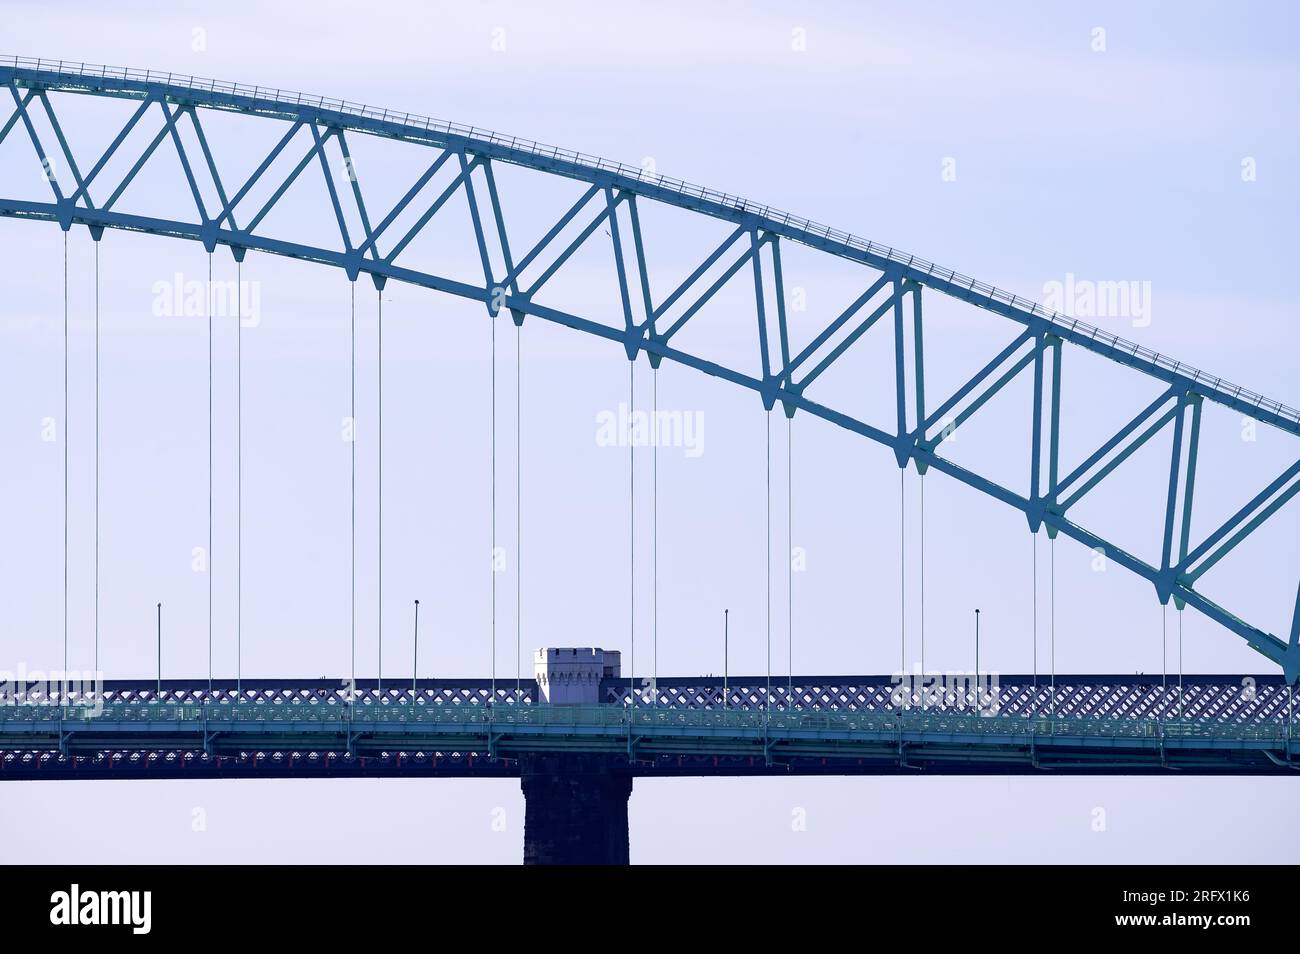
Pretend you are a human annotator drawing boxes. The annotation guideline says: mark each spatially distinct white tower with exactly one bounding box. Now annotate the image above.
[533,648,621,704]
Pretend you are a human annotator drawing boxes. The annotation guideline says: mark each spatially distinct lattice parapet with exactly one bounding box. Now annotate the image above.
[0,677,1289,724]
[603,674,1293,724]
[0,679,535,709]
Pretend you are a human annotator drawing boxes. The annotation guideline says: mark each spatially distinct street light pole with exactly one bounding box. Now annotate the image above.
[974,608,981,714]
[412,599,420,704]
[723,608,729,710]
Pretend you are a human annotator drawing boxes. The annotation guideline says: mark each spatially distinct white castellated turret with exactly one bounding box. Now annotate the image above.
[533,648,621,704]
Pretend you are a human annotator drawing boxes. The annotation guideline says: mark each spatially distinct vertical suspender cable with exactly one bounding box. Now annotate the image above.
[516,322,521,702]
[1032,531,1038,713]
[765,411,771,710]
[1050,537,1056,720]
[350,282,356,697]
[899,468,905,678]
[236,260,242,694]
[1161,603,1167,722]
[1178,608,1184,720]
[787,414,792,710]
[377,289,383,694]
[629,360,635,706]
[919,473,925,700]
[94,240,100,676]
[652,367,658,705]
[62,231,68,681]
[490,308,496,704]
[207,253,213,695]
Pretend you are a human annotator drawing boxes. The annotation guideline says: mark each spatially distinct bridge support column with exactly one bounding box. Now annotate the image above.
[519,753,633,865]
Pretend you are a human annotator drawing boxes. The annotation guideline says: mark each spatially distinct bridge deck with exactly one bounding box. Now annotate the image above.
[0,677,1294,778]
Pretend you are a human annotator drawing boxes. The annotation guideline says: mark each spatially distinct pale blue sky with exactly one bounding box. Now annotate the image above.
[0,0,1296,863]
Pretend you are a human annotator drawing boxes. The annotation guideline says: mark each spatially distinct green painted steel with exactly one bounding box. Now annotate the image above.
[2,702,1291,747]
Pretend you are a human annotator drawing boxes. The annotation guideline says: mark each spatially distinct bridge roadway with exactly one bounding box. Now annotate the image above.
[4,673,1294,862]
[1,674,1294,780]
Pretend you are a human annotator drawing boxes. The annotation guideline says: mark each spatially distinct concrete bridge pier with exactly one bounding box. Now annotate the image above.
[522,647,632,865]
[520,752,633,865]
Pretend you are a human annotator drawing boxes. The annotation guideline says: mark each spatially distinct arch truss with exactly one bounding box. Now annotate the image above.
[1,57,1297,680]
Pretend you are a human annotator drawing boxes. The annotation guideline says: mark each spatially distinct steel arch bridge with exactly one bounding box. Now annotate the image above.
[5,57,1294,681]
[2,57,1297,682]
[3,55,1300,864]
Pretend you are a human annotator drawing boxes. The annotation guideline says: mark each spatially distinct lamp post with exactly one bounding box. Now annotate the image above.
[411,599,420,705]
[723,608,729,710]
